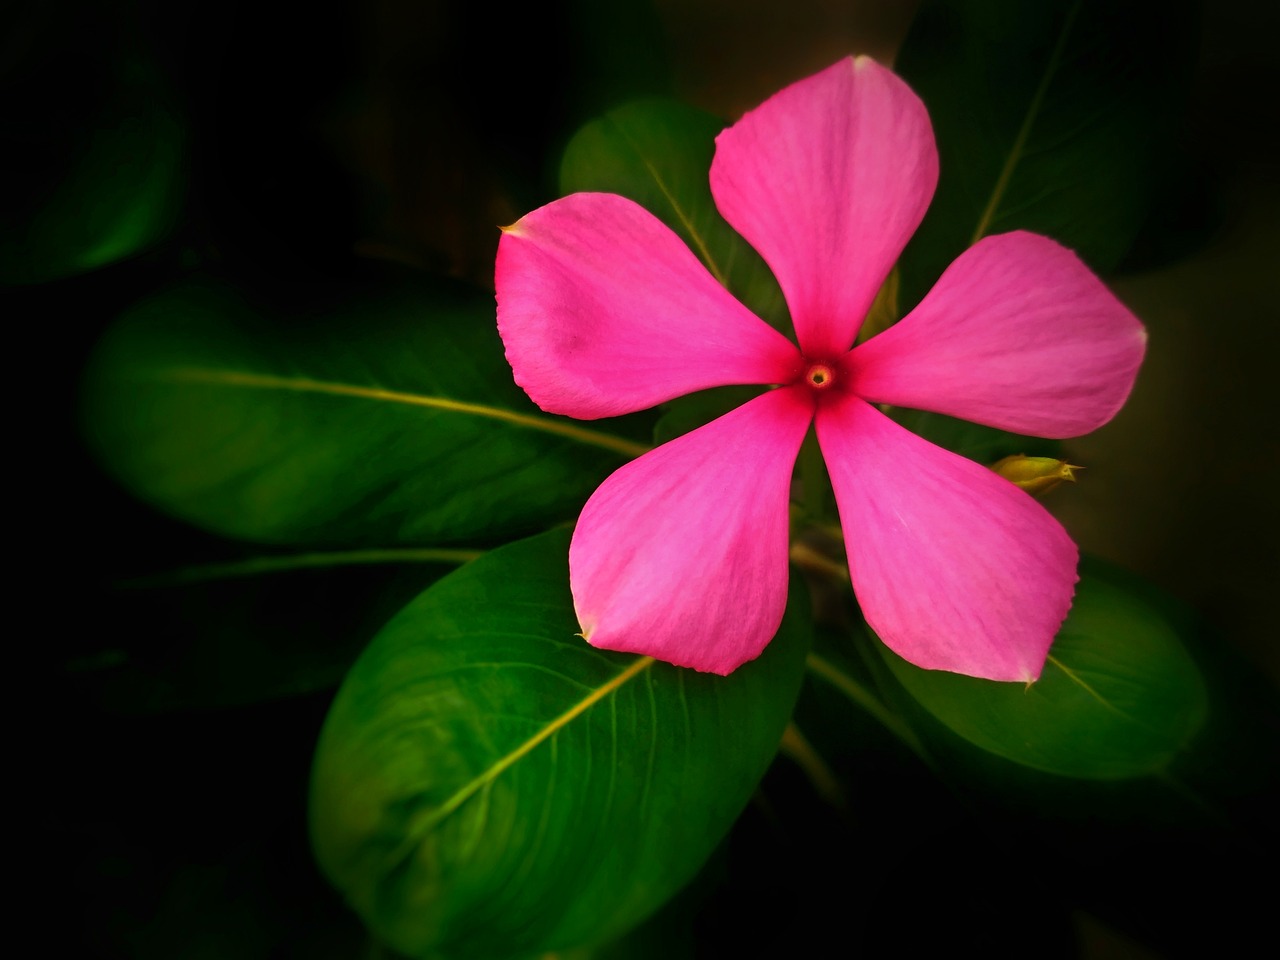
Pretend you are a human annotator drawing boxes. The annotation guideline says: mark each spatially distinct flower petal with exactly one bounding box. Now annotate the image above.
[571,386,814,674]
[710,56,938,358]
[850,231,1147,438]
[816,395,1077,681]
[495,192,802,419]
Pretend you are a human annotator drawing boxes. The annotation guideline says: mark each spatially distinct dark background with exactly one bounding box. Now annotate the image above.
[13,1,1277,957]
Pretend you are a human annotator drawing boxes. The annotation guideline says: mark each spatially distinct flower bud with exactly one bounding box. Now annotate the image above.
[990,455,1082,497]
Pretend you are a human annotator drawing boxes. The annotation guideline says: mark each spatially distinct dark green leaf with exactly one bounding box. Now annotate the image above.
[81,273,649,546]
[881,564,1208,778]
[889,407,1061,465]
[896,0,1196,309]
[72,547,472,713]
[651,384,765,445]
[559,99,790,330]
[1,58,184,284]
[309,529,811,959]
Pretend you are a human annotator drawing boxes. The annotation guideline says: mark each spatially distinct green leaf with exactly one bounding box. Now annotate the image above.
[73,546,475,713]
[651,384,764,445]
[889,408,1061,466]
[896,0,1196,308]
[81,272,650,546]
[1,58,184,284]
[880,563,1208,779]
[309,528,811,959]
[559,99,790,330]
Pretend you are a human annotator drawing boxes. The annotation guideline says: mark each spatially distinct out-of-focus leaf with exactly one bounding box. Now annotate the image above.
[1,58,184,284]
[71,547,473,713]
[81,273,649,546]
[309,529,811,960]
[651,385,764,445]
[558,99,796,451]
[559,99,790,330]
[881,564,1208,779]
[889,408,1061,466]
[895,0,1196,309]
[565,0,673,119]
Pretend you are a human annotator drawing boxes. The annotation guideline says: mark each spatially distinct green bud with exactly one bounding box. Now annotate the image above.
[990,455,1082,497]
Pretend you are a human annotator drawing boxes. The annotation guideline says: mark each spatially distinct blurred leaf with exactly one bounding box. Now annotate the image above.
[651,384,764,445]
[565,0,673,119]
[1,58,184,284]
[889,408,1061,466]
[82,272,649,546]
[309,528,811,960]
[559,99,790,330]
[896,0,1197,309]
[881,564,1208,779]
[71,547,473,713]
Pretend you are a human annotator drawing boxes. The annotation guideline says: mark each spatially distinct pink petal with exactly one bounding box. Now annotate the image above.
[495,192,802,419]
[571,386,814,674]
[816,394,1078,681]
[849,231,1148,438]
[710,56,938,358]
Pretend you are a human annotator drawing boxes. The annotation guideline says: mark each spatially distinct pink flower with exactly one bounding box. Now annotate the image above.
[494,56,1145,682]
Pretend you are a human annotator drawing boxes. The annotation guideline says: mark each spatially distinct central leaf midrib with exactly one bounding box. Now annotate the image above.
[1045,652,1163,735]
[153,366,650,458]
[969,0,1084,244]
[613,117,729,287]
[400,655,657,846]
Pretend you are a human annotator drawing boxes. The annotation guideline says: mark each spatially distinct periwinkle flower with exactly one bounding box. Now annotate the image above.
[495,56,1145,681]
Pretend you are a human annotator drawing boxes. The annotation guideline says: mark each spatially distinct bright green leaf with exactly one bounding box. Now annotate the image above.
[896,0,1196,309]
[309,529,811,959]
[81,273,649,546]
[559,99,790,330]
[881,564,1208,779]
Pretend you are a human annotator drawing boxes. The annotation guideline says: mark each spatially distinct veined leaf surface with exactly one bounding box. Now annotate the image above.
[896,0,1194,309]
[559,98,790,331]
[309,529,811,959]
[82,273,649,546]
[882,565,1208,779]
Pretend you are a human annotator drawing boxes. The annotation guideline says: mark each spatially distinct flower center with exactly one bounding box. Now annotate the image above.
[804,362,836,391]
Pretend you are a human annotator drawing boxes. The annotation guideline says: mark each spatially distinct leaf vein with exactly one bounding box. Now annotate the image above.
[971,0,1084,244]
[397,656,656,851]
[154,367,650,458]
[613,121,729,287]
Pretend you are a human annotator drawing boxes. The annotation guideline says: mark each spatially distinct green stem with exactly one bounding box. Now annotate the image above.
[780,720,849,811]
[805,652,930,765]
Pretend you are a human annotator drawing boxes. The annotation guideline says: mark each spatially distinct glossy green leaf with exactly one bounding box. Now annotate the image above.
[81,273,650,546]
[896,0,1196,309]
[881,565,1208,779]
[309,529,811,959]
[559,99,789,330]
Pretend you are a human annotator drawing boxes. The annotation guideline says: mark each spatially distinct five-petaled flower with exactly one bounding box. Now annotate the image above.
[495,56,1145,682]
